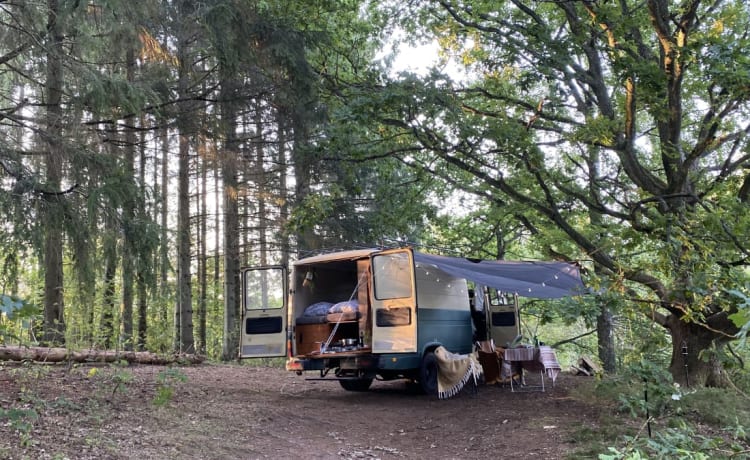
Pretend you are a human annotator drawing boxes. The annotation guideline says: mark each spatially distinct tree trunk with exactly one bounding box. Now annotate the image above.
[197,133,208,355]
[175,3,194,353]
[255,102,268,267]
[120,46,137,351]
[666,315,729,387]
[0,346,205,365]
[292,116,318,252]
[587,147,617,373]
[159,123,170,329]
[136,272,147,351]
[596,304,616,373]
[41,0,65,346]
[221,77,241,361]
[276,112,290,268]
[100,221,118,349]
[136,113,148,351]
[176,132,194,353]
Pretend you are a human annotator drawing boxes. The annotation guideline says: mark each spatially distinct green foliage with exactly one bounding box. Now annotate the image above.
[0,294,41,345]
[567,369,750,459]
[727,286,750,346]
[378,0,750,387]
[87,364,134,400]
[600,421,748,460]
[609,362,676,419]
[580,367,750,459]
[79,73,157,117]
[0,294,37,321]
[0,407,39,447]
[153,367,188,407]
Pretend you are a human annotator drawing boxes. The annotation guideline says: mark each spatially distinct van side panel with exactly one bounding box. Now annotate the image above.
[416,308,473,355]
[414,264,473,355]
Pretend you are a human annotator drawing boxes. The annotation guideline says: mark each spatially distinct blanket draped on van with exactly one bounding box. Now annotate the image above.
[434,346,482,399]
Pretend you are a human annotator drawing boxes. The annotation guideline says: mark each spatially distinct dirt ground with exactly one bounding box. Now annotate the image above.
[0,362,605,459]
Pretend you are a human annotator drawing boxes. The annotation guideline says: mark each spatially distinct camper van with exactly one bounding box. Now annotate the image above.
[239,247,583,393]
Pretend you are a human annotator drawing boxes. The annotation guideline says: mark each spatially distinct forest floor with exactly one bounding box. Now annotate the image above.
[0,361,619,459]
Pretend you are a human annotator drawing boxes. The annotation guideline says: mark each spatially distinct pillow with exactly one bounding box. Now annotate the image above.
[303,301,334,317]
[329,299,359,314]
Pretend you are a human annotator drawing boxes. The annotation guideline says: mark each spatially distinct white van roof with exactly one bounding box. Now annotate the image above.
[294,249,377,266]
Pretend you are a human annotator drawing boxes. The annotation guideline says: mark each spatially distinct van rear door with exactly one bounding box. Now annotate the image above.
[370,248,417,353]
[487,290,521,348]
[239,266,288,358]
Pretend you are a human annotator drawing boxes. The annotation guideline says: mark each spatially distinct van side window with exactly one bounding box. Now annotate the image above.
[372,253,412,300]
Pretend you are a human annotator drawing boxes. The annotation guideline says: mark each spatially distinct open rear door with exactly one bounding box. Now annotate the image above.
[487,290,521,348]
[239,266,287,358]
[370,248,417,353]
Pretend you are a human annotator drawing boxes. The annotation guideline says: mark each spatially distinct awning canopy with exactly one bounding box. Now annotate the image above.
[413,252,585,299]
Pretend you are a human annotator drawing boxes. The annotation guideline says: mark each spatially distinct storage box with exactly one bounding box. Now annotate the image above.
[295,323,331,355]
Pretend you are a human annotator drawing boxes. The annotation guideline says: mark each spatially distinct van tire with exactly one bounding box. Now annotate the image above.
[339,378,373,392]
[419,351,438,395]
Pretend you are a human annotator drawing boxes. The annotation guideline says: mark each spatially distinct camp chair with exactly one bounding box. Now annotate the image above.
[476,340,501,385]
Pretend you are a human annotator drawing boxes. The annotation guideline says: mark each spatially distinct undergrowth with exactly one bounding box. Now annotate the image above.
[1,361,190,457]
[568,362,750,459]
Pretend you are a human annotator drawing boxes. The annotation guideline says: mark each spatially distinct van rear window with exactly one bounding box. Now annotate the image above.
[372,252,412,300]
[492,311,516,327]
[376,307,411,327]
[245,316,283,334]
[243,267,285,310]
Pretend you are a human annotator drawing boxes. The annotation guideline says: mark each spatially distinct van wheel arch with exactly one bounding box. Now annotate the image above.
[419,348,439,395]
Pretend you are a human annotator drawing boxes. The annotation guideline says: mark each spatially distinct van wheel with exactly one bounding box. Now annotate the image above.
[419,351,438,395]
[339,378,373,392]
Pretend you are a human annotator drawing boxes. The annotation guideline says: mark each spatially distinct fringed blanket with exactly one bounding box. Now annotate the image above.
[434,346,482,399]
[538,346,561,383]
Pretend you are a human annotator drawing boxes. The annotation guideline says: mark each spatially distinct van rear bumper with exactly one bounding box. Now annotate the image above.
[286,353,379,373]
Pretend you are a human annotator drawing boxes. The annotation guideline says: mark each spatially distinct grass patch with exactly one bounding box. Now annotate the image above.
[566,420,637,459]
[565,378,640,458]
[678,387,750,428]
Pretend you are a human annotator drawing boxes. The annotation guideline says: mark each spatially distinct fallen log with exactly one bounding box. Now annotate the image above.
[0,346,205,365]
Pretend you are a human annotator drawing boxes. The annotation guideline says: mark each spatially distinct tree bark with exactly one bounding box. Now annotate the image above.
[292,116,318,252]
[197,132,208,355]
[255,102,268,267]
[137,114,148,351]
[175,0,195,353]
[666,314,732,387]
[0,346,205,365]
[159,123,170,329]
[41,0,65,346]
[100,217,118,349]
[221,77,241,361]
[276,112,290,268]
[120,46,137,351]
[596,305,616,373]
